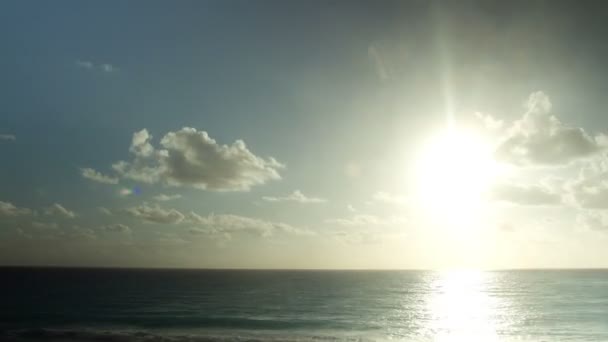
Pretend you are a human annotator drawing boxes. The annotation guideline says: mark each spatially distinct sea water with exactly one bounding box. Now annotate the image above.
[1,268,607,341]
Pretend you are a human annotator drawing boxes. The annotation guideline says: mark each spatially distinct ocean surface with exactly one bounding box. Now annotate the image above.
[1,268,607,341]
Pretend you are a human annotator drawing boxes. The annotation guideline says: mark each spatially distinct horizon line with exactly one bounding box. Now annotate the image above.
[1,265,607,271]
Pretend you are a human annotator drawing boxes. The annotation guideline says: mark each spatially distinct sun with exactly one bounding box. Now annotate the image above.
[412,126,500,224]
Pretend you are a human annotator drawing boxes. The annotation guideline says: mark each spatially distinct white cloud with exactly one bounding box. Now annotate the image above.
[31,221,58,229]
[45,203,76,219]
[64,225,97,240]
[17,223,96,240]
[101,223,131,233]
[490,182,562,206]
[156,233,189,244]
[129,129,155,157]
[368,44,389,81]
[153,194,182,202]
[118,188,133,196]
[16,228,33,239]
[371,191,408,205]
[565,155,608,209]
[189,227,232,244]
[0,134,16,141]
[325,214,407,227]
[262,190,326,204]
[495,91,607,165]
[80,168,119,184]
[98,207,112,216]
[474,112,504,131]
[112,128,284,191]
[577,211,608,232]
[185,212,313,237]
[76,60,116,73]
[100,63,116,72]
[0,201,33,217]
[125,203,184,224]
[123,203,312,238]
[329,230,407,245]
[76,60,94,69]
[347,204,357,212]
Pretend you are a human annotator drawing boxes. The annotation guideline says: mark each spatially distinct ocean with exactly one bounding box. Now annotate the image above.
[1,268,607,341]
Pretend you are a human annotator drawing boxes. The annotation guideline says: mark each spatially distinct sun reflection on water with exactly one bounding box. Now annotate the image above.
[426,270,500,342]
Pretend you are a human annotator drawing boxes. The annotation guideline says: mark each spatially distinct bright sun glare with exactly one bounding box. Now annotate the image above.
[413,126,500,224]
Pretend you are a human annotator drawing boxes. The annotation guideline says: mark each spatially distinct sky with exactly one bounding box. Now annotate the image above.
[2,0,608,269]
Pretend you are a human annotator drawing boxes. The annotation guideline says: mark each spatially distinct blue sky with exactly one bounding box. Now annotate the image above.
[3,1,608,268]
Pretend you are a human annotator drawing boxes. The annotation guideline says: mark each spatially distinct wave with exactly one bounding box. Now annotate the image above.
[1,315,367,330]
[0,327,376,342]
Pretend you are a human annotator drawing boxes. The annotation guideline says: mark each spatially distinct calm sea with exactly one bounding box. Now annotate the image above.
[1,268,607,341]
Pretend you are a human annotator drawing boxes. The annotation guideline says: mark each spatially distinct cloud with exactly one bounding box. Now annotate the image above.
[76,60,94,69]
[262,190,326,204]
[577,211,608,232]
[101,223,131,233]
[490,182,562,206]
[80,168,119,184]
[98,207,112,216]
[368,44,389,81]
[495,91,607,165]
[565,155,608,209]
[0,201,34,217]
[45,203,76,219]
[129,129,155,157]
[123,203,312,238]
[0,134,16,141]
[153,194,182,201]
[64,225,96,240]
[185,212,312,237]
[125,203,184,224]
[371,191,408,205]
[112,128,284,191]
[16,222,57,240]
[156,233,189,244]
[17,223,96,240]
[31,221,59,229]
[329,230,407,245]
[347,204,357,212]
[189,227,232,244]
[499,222,515,232]
[76,60,116,72]
[118,188,134,196]
[325,214,407,227]
[100,64,116,72]
[474,112,504,131]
